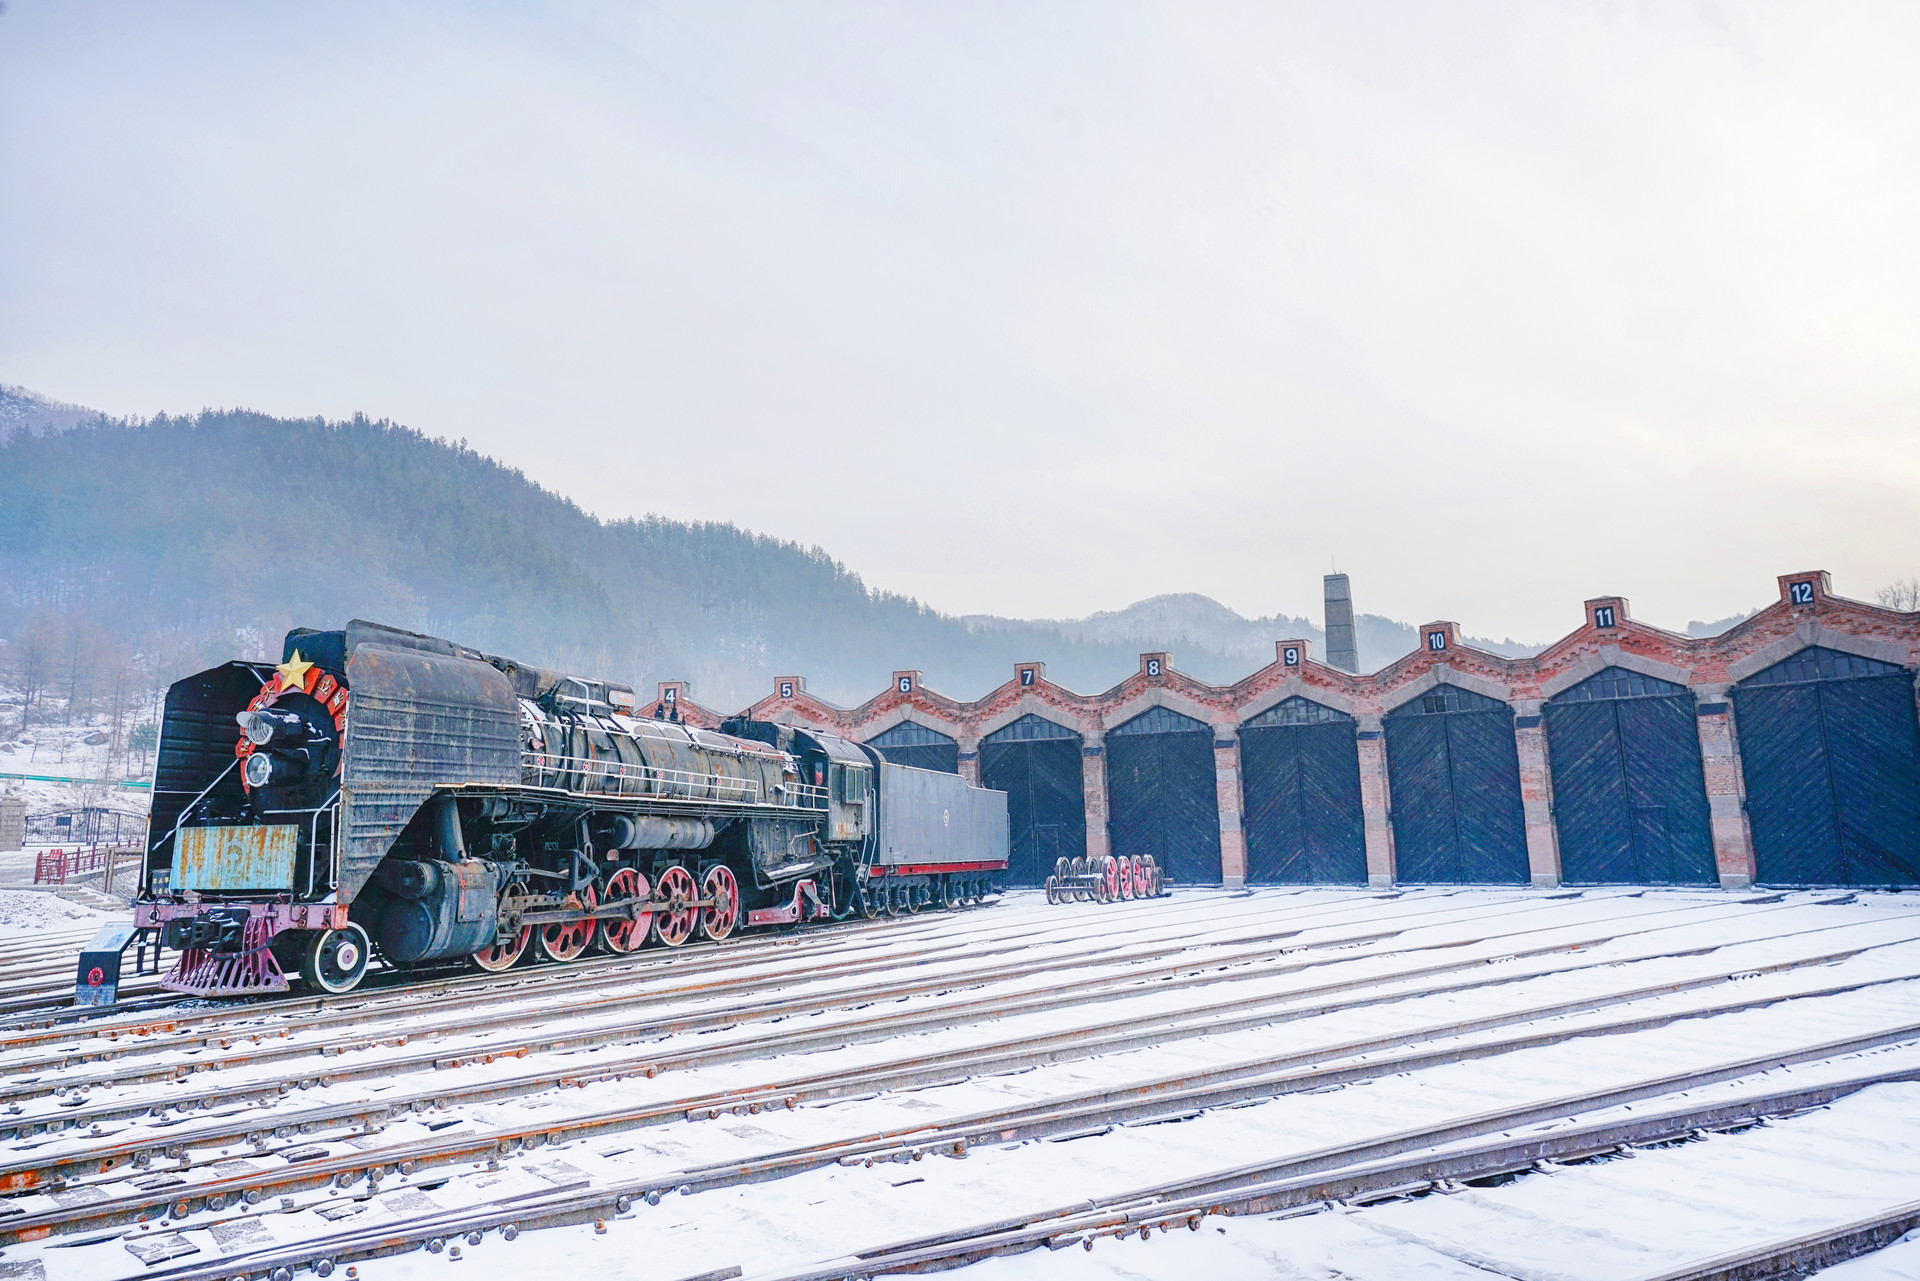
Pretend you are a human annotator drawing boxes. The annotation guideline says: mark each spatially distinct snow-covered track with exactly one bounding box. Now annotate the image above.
[7,888,1920,1281]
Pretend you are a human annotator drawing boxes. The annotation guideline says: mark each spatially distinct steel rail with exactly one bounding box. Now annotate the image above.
[1,900,1875,1151]
[0,885,1396,1036]
[100,1040,1920,1281]
[1630,1199,1920,1281]
[0,886,1413,1045]
[0,890,1622,1096]
[6,933,1915,1237]
[769,1064,1920,1279]
[11,916,1907,1192]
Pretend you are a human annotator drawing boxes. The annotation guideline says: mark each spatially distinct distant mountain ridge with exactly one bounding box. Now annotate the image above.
[0,385,108,444]
[969,592,1543,673]
[0,390,1547,707]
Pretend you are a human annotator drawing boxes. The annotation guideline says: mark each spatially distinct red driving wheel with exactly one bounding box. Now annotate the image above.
[700,865,740,942]
[536,884,598,963]
[599,868,652,954]
[1118,857,1134,900]
[1101,857,1119,903]
[472,924,531,972]
[653,865,699,947]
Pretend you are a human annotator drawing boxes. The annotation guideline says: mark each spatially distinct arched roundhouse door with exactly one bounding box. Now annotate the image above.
[864,720,960,774]
[1544,667,1715,885]
[1384,684,1528,884]
[979,714,1085,886]
[1239,697,1366,884]
[1106,706,1222,886]
[1733,647,1920,887]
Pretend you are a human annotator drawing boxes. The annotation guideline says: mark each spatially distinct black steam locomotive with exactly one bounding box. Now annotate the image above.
[127,620,1008,996]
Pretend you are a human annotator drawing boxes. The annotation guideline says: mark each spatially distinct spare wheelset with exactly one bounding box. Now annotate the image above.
[1044,853,1165,905]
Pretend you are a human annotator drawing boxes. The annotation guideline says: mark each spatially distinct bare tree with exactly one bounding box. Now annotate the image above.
[1877,578,1920,612]
[10,612,59,735]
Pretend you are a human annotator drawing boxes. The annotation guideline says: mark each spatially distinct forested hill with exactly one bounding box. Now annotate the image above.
[0,409,1538,707]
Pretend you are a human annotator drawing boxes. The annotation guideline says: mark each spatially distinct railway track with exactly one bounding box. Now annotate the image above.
[3,887,1917,1281]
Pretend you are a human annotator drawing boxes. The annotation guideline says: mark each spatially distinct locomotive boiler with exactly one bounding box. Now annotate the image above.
[125,620,1008,997]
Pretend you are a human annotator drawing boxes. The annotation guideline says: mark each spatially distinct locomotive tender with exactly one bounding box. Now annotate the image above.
[129,620,1008,996]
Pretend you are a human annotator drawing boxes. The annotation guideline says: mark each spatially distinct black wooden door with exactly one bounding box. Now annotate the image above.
[1384,684,1528,884]
[1106,707,1222,885]
[979,714,1085,885]
[1239,697,1366,884]
[1734,648,1920,886]
[1543,668,1715,884]
[864,720,960,774]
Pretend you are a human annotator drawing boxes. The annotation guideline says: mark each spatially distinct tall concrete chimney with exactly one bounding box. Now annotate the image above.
[1323,573,1359,673]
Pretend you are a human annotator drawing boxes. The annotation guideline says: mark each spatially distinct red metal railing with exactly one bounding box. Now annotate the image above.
[33,844,118,885]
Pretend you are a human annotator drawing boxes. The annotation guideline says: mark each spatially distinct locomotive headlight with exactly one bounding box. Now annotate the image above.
[243,750,308,788]
[243,751,275,788]
[236,708,312,746]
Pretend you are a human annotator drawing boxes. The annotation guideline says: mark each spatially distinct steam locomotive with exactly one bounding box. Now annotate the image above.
[126,620,1008,996]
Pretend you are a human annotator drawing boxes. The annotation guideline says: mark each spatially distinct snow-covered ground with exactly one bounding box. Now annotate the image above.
[5,887,1920,1281]
[0,886,115,933]
[0,680,153,851]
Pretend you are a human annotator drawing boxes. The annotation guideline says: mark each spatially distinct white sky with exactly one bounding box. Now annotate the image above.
[4,1,1918,641]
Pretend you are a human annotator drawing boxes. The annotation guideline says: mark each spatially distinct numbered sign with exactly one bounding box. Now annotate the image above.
[1282,646,1301,667]
[898,676,913,694]
[1427,631,1448,652]
[779,681,794,700]
[1145,658,1162,678]
[1789,581,1815,605]
[1593,606,1616,629]
[1020,669,1036,687]
[663,687,677,704]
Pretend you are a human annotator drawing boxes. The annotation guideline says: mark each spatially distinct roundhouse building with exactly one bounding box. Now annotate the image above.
[659,572,1920,891]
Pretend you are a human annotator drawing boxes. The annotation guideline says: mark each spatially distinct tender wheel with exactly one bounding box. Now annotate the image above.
[944,877,964,910]
[700,865,741,942]
[905,884,922,915]
[303,923,370,995]
[856,882,883,919]
[599,869,652,954]
[472,923,531,972]
[653,865,699,947]
[537,884,598,963]
[884,883,902,917]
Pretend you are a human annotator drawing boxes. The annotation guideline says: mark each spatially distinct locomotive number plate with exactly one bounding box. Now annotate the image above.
[174,825,299,892]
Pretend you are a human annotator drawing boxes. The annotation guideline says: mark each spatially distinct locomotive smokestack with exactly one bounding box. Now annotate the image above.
[1323,572,1360,674]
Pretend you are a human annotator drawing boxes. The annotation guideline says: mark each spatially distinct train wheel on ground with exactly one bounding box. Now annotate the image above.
[1118,857,1134,900]
[652,865,699,947]
[303,923,370,995]
[536,885,598,963]
[472,924,530,972]
[1130,856,1147,899]
[599,869,651,954]
[1068,856,1088,902]
[1044,876,1059,905]
[1144,855,1161,897]
[1102,856,1120,903]
[700,865,741,942]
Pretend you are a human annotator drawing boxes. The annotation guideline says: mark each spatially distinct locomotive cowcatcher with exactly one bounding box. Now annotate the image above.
[125,620,1008,997]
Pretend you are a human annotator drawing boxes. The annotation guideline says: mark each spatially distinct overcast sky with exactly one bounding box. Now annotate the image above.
[4,1,1917,642]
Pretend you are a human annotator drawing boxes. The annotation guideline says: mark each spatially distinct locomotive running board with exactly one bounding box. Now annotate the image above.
[748,879,831,928]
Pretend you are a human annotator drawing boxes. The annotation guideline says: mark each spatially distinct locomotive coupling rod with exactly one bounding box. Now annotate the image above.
[514,899,712,928]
